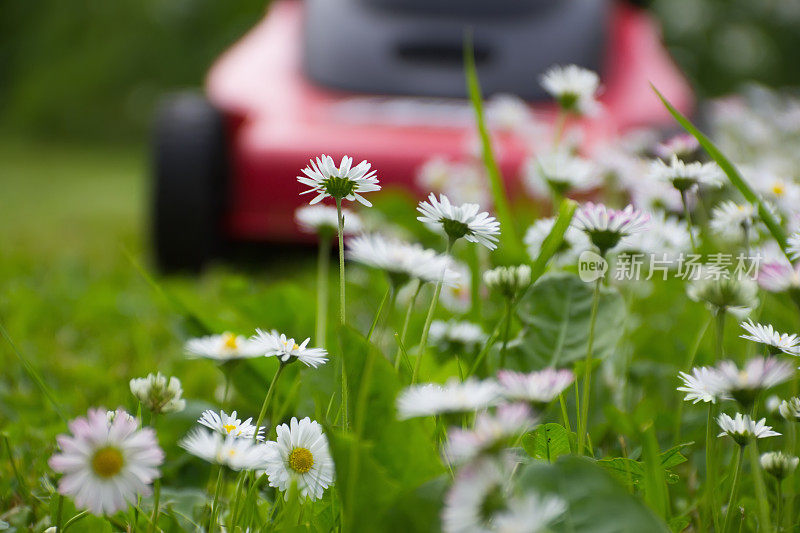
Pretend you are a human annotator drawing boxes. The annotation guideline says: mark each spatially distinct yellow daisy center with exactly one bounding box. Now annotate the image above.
[288,447,314,473]
[222,332,238,350]
[91,446,124,478]
[772,183,785,196]
[223,424,237,434]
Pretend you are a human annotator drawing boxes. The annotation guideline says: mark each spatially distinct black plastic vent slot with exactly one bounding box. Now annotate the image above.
[396,42,491,66]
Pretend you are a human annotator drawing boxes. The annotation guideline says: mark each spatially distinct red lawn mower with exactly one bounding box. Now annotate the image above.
[152,0,692,271]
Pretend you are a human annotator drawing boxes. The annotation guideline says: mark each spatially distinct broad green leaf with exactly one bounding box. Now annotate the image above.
[652,85,790,262]
[518,457,670,532]
[523,423,575,462]
[596,443,690,488]
[464,33,524,261]
[512,273,625,369]
[530,199,578,283]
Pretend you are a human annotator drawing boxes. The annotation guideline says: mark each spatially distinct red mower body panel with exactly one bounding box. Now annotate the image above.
[205,0,692,244]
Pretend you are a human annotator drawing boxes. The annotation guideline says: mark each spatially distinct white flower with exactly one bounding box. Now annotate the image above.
[417,193,501,250]
[180,429,267,470]
[263,417,334,501]
[572,203,649,253]
[540,64,600,116]
[486,93,537,134]
[297,154,380,206]
[106,408,138,426]
[757,260,800,293]
[129,373,186,414]
[753,174,800,214]
[687,276,759,315]
[715,357,794,406]
[250,329,328,368]
[442,458,507,533]
[524,217,590,267]
[49,408,164,515]
[416,157,491,206]
[295,205,362,235]
[483,265,532,299]
[677,367,730,404]
[655,133,700,160]
[198,410,265,440]
[497,369,575,405]
[717,412,780,445]
[429,320,486,352]
[493,494,567,533]
[185,332,263,361]
[347,233,460,287]
[779,397,800,421]
[445,404,535,465]
[524,149,597,197]
[788,232,800,261]
[620,213,693,261]
[440,262,473,314]
[760,451,799,479]
[649,155,724,192]
[396,378,501,419]
[740,320,800,355]
[710,201,757,241]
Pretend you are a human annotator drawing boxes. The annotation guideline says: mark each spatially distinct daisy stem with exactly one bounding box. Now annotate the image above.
[723,445,745,533]
[715,311,726,361]
[316,233,332,347]
[748,436,774,532]
[254,364,285,441]
[148,479,161,533]
[558,393,572,433]
[674,316,712,445]
[553,109,567,147]
[577,277,601,457]
[705,403,720,532]
[413,237,455,383]
[777,479,783,531]
[395,280,422,370]
[209,467,225,532]
[681,189,698,253]
[367,285,391,342]
[335,199,346,325]
[499,298,513,369]
[55,494,63,531]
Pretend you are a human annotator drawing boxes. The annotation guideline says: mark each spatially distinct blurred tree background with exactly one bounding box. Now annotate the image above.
[0,0,799,143]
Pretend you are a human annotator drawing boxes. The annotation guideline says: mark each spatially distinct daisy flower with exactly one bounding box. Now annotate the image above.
[180,429,267,470]
[524,149,597,197]
[445,404,535,464]
[441,458,508,533]
[417,193,501,250]
[49,408,164,515]
[106,408,138,426]
[483,265,531,300]
[295,204,362,236]
[757,261,800,293]
[129,373,186,414]
[493,493,567,533]
[440,262,473,314]
[262,417,334,501]
[486,93,537,135]
[788,231,800,261]
[198,410,265,440]
[539,64,601,116]
[297,154,380,206]
[620,213,693,262]
[649,155,724,193]
[715,357,794,407]
[497,368,575,406]
[779,397,800,421]
[760,451,799,480]
[717,412,780,445]
[677,366,729,404]
[524,217,590,267]
[416,157,491,207]
[185,332,262,361]
[396,378,501,420]
[250,329,328,368]
[429,320,486,353]
[687,276,759,316]
[710,201,757,241]
[740,319,800,355]
[572,203,649,254]
[347,233,460,287]
[655,133,700,161]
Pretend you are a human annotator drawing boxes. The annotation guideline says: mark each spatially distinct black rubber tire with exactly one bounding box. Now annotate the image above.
[151,92,227,272]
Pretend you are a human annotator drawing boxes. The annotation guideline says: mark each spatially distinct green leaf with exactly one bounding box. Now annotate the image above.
[530,198,578,283]
[596,443,691,488]
[464,33,524,261]
[523,423,575,462]
[512,273,625,369]
[518,457,670,532]
[652,85,791,262]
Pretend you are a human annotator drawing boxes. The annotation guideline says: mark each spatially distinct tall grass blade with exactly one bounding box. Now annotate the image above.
[531,198,578,283]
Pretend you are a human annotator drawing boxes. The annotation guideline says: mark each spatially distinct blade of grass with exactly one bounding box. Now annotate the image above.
[530,198,578,283]
[464,32,524,261]
[1,323,66,422]
[651,85,791,262]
